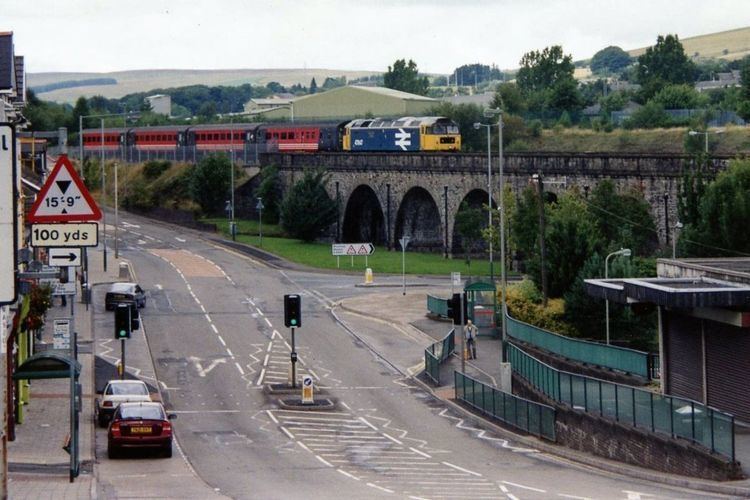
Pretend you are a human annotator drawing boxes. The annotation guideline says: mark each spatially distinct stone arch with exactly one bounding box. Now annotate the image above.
[342,185,386,244]
[394,187,442,252]
[451,188,495,255]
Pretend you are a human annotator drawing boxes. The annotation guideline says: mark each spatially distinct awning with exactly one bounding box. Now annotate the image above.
[13,349,80,380]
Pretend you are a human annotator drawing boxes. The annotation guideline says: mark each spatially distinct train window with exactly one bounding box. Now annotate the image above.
[220,133,225,140]
[281,132,287,140]
[289,132,295,140]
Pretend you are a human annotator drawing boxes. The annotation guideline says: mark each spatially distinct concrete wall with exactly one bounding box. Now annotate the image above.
[261,152,730,252]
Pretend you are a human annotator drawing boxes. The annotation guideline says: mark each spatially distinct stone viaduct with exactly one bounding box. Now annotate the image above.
[260,152,730,255]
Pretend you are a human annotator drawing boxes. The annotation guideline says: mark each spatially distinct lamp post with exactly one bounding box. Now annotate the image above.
[256,197,264,247]
[495,111,507,358]
[688,128,724,155]
[605,248,631,345]
[473,121,493,281]
[100,118,107,272]
[399,236,411,295]
[673,221,683,259]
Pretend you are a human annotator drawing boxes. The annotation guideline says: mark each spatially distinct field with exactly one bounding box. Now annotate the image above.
[28,68,379,103]
[628,26,750,61]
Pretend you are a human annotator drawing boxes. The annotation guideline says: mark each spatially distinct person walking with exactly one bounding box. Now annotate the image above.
[464,319,478,360]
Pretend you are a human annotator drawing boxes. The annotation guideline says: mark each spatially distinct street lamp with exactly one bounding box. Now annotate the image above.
[256,197,264,247]
[688,128,725,155]
[473,121,493,281]
[605,248,631,345]
[399,236,411,295]
[673,221,683,259]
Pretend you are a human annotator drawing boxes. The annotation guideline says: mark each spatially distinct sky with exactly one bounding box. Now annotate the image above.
[5,0,750,75]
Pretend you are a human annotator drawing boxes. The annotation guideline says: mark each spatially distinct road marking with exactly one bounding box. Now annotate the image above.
[337,469,360,481]
[204,314,212,323]
[442,461,482,477]
[255,307,264,316]
[235,362,245,375]
[264,317,273,327]
[558,495,592,500]
[175,237,186,242]
[501,480,546,493]
[382,432,402,445]
[409,447,431,458]
[226,348,234,358]
[188,356,227,377]
[297,442,312,453]
[256,368,266,386]
[366,483,393,494]
[217,335,226,346]
[265,410,279,424]
[210,324,218,334]
[316,456,333,467]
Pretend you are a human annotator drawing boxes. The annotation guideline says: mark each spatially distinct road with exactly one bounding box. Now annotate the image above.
[91,212,722,499]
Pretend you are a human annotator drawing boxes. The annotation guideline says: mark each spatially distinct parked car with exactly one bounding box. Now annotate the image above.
[105,282,146,310]
[96,379,152,427]
[107,402,176,458]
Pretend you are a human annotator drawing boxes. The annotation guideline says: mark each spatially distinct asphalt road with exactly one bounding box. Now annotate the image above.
[91,212,725,500]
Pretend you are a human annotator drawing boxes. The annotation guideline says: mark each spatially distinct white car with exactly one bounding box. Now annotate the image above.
[96,379,152,427]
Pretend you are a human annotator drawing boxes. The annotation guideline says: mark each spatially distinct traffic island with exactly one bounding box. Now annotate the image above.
[277,397,336,411]
[264,383,327,396]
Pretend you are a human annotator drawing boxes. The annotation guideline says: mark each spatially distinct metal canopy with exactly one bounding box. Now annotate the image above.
[13,349,80,380]
[586,277,750,309]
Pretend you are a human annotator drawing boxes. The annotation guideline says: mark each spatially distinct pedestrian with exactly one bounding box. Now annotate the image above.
[464,319,478,360]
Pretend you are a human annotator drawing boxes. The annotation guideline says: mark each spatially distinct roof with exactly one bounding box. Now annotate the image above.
[0,32,14,91]
[251,98,293,106]
[442,92,495,107]
[292,85,436,104]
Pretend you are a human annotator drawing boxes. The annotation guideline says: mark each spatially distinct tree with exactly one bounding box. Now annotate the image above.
[623,101,670,128]
[636,34,696,99]
[491,83,525,114]
[651,84,706,109]
[681,159,750,256]
[454,202,485,266]
[72,96,91,129]
[384,59,429,96]
[516,46,575,94]
[188,154,233,215]
[738,63,750,120]
[253,165,283,224]
[280,169,337,242]
[309,77,318,94]
[590,46,631,74]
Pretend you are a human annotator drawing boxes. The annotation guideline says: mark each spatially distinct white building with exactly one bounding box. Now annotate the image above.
[145,94,171,116]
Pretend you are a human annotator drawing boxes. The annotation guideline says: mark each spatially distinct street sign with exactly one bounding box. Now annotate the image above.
[399,236,411,250]
[331,243,374,256]
[302,375,313,404]
[53,282,76,296]
[49,248,82,267]
[27,155,102,223]
[452,272,462,287]
[53,318,71,350]
[31,223,98,247]
[0,123,17,305]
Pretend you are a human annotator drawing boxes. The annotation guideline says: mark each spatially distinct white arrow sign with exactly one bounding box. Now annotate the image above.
[188,356,227,377]
[394,128,411,151]
[49,248,82,266]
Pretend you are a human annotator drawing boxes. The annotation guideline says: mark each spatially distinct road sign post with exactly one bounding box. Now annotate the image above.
[0,124,17,305]
[399,237,411,295]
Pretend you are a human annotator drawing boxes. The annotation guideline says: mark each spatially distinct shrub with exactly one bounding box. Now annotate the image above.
[142,160,171,180]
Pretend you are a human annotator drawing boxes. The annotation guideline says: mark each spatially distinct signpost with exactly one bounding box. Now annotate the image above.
[0,124,17,305]
[399,237,411,296]
[331,242,374,268]
[53,319,72,350]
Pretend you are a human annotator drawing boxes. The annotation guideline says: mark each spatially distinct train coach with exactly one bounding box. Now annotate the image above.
[82,115,462,160]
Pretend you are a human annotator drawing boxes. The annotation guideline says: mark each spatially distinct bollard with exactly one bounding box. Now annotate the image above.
[365,268,373,284]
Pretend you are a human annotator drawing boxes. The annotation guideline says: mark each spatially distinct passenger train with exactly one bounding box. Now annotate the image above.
[81,116,461,161]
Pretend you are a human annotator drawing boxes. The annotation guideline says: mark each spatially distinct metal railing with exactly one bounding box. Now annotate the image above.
[506,312,652,379]
[426,294,449,319]
[455,371,556,441]
[507,344,735,461]
[424,329,455,385]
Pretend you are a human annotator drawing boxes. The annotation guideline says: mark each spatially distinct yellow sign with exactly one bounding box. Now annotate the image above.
[302,375,314,404]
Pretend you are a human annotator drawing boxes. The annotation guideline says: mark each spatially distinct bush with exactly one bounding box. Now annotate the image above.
[503,281,577,336]
[280,169,337,241]
[142,160,171,180]
[529,119,543,138]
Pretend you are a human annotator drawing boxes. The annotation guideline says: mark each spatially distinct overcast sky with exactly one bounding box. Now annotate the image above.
[6,1,750,74]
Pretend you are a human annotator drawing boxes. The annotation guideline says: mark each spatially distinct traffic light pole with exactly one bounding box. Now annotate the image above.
[291,327,297,389]
[120,339,126,380]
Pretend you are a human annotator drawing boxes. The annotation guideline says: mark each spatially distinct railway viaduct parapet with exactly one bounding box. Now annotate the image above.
[260,152,730,254]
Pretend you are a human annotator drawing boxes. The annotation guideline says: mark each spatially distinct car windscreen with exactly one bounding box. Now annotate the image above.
[106,382,149,396]
[119,406,164,420]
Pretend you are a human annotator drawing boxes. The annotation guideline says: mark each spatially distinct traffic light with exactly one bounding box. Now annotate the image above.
[114,304,131,339]
[284,294,301,328]
[448,293,468,326]
[130,303,140,331]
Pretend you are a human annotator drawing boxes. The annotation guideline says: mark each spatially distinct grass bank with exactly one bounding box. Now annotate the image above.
[204,217,501,277]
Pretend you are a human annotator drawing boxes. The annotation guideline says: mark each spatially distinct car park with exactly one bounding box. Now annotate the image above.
[107,402,176,458]
[96,379,152,427]
[105,282,146,310]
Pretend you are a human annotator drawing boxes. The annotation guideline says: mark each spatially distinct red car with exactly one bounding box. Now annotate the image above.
[107,402,176,458]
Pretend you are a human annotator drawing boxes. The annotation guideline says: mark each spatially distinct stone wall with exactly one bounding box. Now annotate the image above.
[512,373,744,481]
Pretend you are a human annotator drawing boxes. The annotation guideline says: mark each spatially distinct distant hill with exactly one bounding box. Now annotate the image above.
[27,68,379,103]
[628,26,750,60]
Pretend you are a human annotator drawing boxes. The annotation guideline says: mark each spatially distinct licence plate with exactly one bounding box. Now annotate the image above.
[130,426,151,434]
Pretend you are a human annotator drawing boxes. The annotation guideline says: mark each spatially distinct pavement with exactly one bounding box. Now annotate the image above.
[9,230,750,498]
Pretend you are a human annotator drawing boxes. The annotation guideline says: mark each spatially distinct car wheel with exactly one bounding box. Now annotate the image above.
[162,443,172,458]
[107,444,119,459]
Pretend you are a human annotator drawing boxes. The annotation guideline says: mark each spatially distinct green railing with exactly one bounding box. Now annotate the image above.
[506,312,651,379]
[424,329,455,385]
[455,371,556,441]
[427,294,449,318]
[507,344,735,461]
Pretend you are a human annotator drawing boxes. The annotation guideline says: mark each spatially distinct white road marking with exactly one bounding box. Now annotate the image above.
[442,461,482,477]
[337,469,360,481]
[217,335,226,346]
[409,447,431,458]
[281,427,295,439]
[188,356,227,377]
[255,307,264,316]
[204,314,212,323]
[155,284,163,290]
[316,456,333,467]
[256,368,266,386]
[501,480,546,493]
[366,483,393,494]
[558,495,592,500]
[226,348,234,358]
[382,433,403,445]
[264,317,273,327]
[265,410,279,424]
[297,442,312,453]
[210,324,219,334]
[175,237,186,242]
[235,362,245,375]
[144,234,155,240]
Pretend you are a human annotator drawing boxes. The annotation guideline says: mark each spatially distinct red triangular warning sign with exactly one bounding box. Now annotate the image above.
[27,155,102,223]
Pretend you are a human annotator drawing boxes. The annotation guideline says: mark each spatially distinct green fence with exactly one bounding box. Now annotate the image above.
[424,329,455,385]
[506,312,652,379]
[455,371,556,441]
[427,294,449,318]
[507,344,735,461]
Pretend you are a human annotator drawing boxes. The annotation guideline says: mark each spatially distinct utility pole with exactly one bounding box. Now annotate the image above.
[534,173,548,306]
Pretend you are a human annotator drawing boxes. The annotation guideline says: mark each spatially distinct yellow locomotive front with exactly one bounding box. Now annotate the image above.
[420,117,461,151]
